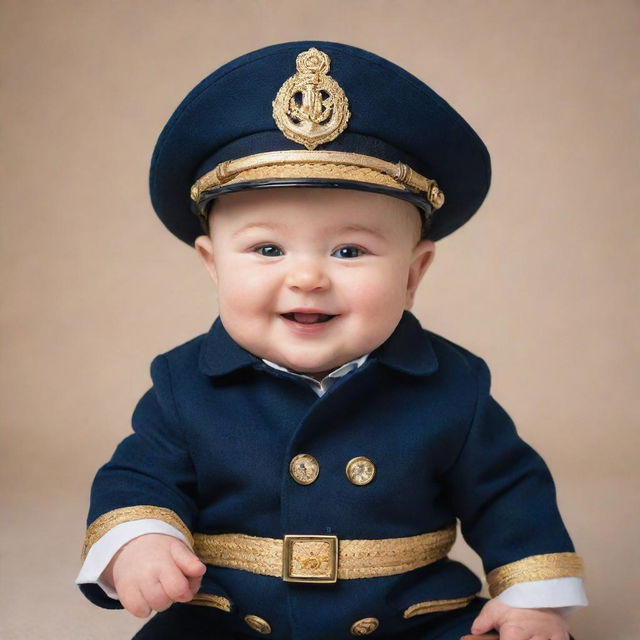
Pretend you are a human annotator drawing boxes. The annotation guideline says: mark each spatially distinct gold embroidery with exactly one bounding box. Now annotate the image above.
[272,48,350,150]
[188,593,232,612]
[350,617,379,635]
[487,552,584,597]
[244,614,272,634]
[193,525,456,580]
[191,150,444,210]
[403,595,476,618]
[81,506,193,560]
[224,163,401,190]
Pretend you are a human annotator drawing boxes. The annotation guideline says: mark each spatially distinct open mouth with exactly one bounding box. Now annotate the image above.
[281,312,336,325]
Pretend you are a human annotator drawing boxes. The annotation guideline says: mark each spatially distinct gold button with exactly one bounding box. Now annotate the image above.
[290,453,320,485]
[345,456,376,485]
[244,614,272,634]
[350,617,379,635]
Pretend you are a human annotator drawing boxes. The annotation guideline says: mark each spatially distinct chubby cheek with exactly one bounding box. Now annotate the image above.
[215,284,272,358]
[217,283,270,323]
[216,257,278,305]
[347,261,408,307]
[339,265,408,330]
[212,276,266,342]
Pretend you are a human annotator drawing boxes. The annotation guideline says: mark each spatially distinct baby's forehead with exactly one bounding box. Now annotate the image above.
[213,187,420,223]
[209,187,423,243]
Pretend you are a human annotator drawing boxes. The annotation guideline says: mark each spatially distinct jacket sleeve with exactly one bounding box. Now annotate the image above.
[78,354,198,608]
[75,520,190,602]
[443,357,584,599]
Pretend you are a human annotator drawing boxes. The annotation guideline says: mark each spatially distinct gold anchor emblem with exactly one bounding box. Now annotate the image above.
[273,48,350,150]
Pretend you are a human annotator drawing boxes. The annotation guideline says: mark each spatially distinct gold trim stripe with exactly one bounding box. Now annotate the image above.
[190,150,445,210]
[81,506,193,561]
[403,595,476,618]
[188,593,232,612]
[487,552,584,597]
[224,163,402,191]
[193,525,456,580]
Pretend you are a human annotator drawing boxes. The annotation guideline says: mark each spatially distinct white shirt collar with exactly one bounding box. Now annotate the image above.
[261,354,369,397]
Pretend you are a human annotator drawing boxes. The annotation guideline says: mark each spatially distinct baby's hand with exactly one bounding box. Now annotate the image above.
[468,598,570,640]
[100,533,206,618]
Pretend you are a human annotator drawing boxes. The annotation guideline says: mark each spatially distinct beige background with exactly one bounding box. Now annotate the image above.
[1,1,638,638]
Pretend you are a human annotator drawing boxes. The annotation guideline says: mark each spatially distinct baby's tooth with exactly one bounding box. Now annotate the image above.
[293,313,322,324]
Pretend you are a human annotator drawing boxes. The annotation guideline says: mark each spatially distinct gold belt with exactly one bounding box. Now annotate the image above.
[193,524,456,584]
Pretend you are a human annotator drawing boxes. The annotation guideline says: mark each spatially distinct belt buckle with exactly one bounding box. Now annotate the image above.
[282,534,338,583]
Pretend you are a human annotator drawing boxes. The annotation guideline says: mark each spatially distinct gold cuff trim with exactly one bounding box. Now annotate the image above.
[193,524,456,580]
[188,593,232,612]
[403,595,476,618]
[487,552,584,597]
[190,150,445,210]
[81,506,193,561]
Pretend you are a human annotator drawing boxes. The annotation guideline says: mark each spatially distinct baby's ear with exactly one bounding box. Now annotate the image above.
[405,240,435,309]
[194,235,218,284]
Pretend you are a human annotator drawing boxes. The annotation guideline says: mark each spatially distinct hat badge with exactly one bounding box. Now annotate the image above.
[272,48,350,150]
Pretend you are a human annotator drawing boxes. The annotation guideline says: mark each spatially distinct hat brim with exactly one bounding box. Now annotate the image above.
[193,178,433,236]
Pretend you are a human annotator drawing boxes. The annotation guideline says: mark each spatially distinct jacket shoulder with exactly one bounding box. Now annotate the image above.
[425,329,488,378]
[148,333,207,384]
[158,332,206,362]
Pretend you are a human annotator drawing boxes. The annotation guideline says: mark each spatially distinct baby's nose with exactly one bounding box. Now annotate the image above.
[285,258,330,292]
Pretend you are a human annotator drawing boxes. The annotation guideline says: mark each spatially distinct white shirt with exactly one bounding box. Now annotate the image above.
[76,355,587,608]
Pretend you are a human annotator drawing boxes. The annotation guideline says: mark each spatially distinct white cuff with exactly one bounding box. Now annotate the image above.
[495,577,588,609]
[75,519,190,600]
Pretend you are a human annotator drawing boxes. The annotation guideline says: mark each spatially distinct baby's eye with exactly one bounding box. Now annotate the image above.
[332,245,365,259]
[254,244,284,257]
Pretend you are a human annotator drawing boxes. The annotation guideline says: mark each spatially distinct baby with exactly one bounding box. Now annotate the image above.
[76,42,587,640]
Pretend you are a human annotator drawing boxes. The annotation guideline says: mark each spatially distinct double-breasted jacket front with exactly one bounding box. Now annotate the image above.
[79,312,579,640]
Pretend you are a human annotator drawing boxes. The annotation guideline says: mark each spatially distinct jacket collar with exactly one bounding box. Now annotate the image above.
[198,311,438,378]
[371,311,439,376]
[198,317,260,376]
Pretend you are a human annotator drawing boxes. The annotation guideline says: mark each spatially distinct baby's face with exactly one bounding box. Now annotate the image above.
[195,188,435,377]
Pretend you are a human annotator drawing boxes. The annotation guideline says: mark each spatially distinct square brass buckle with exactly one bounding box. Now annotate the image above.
[282,534,338,583]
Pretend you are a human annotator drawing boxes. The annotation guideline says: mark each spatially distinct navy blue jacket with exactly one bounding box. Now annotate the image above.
[80,312,578,639]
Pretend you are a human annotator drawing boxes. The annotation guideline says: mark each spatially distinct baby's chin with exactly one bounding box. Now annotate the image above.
[261,351,352,378]
[287,365,336,380]
[274,359,339,377]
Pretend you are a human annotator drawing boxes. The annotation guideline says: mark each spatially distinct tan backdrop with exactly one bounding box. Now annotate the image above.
[1,1,638,638]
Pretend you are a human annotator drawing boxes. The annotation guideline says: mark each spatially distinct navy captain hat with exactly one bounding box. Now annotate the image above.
[149,41,491,244]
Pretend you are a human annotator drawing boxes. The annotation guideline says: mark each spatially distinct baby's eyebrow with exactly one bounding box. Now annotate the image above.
[231,221,386,240]
[231,222,284,237]
[333,224,387,240]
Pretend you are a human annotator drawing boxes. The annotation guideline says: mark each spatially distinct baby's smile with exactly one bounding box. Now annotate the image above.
[281,311,337,325]
[280,310,340,336]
